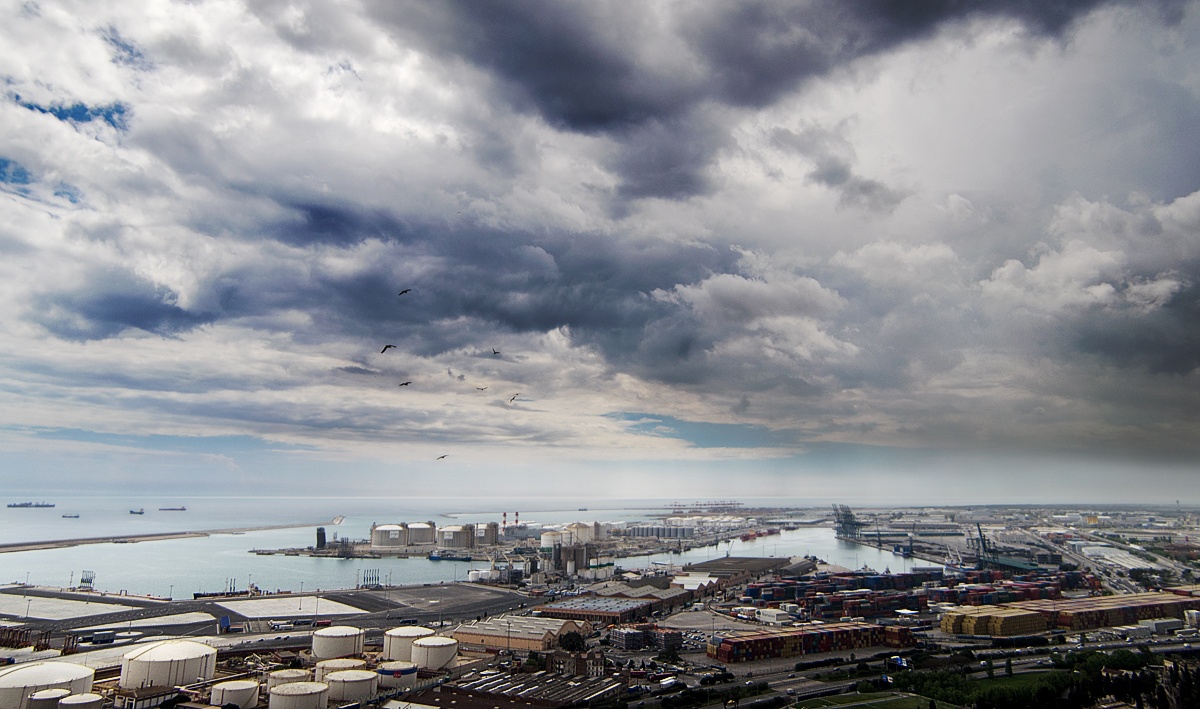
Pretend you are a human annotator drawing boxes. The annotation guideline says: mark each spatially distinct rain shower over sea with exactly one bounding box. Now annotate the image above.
[0,496,915,599]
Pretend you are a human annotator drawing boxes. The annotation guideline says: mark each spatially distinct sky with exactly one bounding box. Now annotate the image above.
[1,0,1199,505]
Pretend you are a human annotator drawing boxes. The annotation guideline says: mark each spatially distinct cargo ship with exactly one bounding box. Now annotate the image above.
[7,501,55,508]
[158,506,187,511]
[130,508,145,515]
[61,513,80,518]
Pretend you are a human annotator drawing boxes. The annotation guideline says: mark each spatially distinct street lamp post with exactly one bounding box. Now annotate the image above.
[169,584,173,601]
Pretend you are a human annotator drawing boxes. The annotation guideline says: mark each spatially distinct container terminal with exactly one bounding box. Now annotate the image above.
[1,502,1198,708]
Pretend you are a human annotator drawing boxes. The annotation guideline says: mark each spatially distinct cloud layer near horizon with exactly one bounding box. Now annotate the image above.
[1,0,1198,499]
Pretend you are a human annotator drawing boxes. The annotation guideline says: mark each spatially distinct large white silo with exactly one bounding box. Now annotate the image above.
[382,626,434,661]
[0,661,95,709]
[58,694,104,709]
[313,658,365,682]
[120,640,217,689]
[370,524,408,548]
[266,669,310,688]
[376,661,418,690]
[406,522,436,544]
[267,681,328,709]
[411,636,458,670]
[210,680,259,709]
[324,670,378,703]
[310,626,364,660]
[26,688,72,709]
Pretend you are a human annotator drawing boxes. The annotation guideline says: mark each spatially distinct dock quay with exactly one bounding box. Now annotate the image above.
[0,518,342,554]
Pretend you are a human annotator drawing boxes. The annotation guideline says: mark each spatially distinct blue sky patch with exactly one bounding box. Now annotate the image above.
[17,97,129,131]
[612,412,796,448]
[0,156,33,184]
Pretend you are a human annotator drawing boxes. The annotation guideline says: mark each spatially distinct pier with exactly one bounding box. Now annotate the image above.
[0,518,342,554]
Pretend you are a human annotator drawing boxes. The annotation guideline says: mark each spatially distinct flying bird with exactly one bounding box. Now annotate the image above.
[398,381,412,387]
[398,289,411,296]
[492,348,500,356]
[436,454,448,460]
[381,345,396,353]
[509,393,519,403]
[476,386,488,391]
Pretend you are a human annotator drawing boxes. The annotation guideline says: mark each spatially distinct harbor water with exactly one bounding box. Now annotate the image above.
[0,496,917,598]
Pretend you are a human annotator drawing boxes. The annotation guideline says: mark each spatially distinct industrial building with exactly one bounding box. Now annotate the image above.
[451,616,594,653]
[533,596,653,625]
[707,621,912,663]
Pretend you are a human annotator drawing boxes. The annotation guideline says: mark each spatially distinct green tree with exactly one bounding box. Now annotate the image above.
[558,631,586,652]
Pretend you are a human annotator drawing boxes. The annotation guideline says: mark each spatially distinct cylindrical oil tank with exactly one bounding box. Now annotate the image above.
[0,661,95,709]
[370,524,408,548]
[267,682,328,709]
[540,531,561,549]
[411,636,458,670]
[313,658,365,682]
[376,661,418,690]
[267,669,310,688]
[407,522,435,544]
[324,670,378,703]
[382,626,434,661]
[310,626,364,660]
[26,688,72,709]
[58,694,104,709]
[120,639,217,689]
[210,680,260,709]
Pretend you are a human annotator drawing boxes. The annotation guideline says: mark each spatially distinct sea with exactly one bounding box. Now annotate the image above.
[0,496,919,599]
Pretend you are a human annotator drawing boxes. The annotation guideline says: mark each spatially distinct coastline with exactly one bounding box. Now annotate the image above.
[0,517,343,554]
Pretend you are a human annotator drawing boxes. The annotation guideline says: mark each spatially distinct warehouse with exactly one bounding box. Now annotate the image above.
[533,597,652,625]
[452,616,593,653]
[707,621,910,663]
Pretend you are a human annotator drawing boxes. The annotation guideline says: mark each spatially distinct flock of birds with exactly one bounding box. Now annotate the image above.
[382,288,521,461]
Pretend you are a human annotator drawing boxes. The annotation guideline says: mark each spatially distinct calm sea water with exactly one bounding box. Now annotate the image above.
[0,496,914,598]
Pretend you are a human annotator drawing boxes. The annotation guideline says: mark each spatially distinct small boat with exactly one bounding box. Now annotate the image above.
[62,513,80,518]
[130,508,144,515]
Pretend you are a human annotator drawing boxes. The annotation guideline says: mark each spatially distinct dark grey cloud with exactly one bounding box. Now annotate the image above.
[1073,272,1200,374]
[369,0,1178,201]
[772,125,908,213]
[31,269,215,341]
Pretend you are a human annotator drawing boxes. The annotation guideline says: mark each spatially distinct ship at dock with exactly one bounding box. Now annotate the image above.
[7,501,55,508]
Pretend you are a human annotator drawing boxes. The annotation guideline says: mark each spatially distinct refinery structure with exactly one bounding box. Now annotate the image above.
[2,501,1200,708]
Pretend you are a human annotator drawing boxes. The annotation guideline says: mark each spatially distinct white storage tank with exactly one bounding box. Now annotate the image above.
[0,661,95,709]
[210,680,260,709]
[407,522,436,545]
[58,694,104,709]
[411,636,458,670]
[26,688,72,709]
[267,669,310,688]
[382,626,434,661]
[324,670,378,703]
[311,626,364,660]
[313,658,365,682]
[267,681,328,709]
[120,639,216,689]
[376,661,418,690]
[371,524,408,548]
[540,531,561,549]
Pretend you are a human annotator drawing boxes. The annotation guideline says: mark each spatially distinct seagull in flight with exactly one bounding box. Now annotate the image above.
[509,393,519,403]
[492,348,500,356]
[381,344,396,353]
[398,381,412,387]
[476,386,488,390]
[398,289,411,296]
[436,454,448,460]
